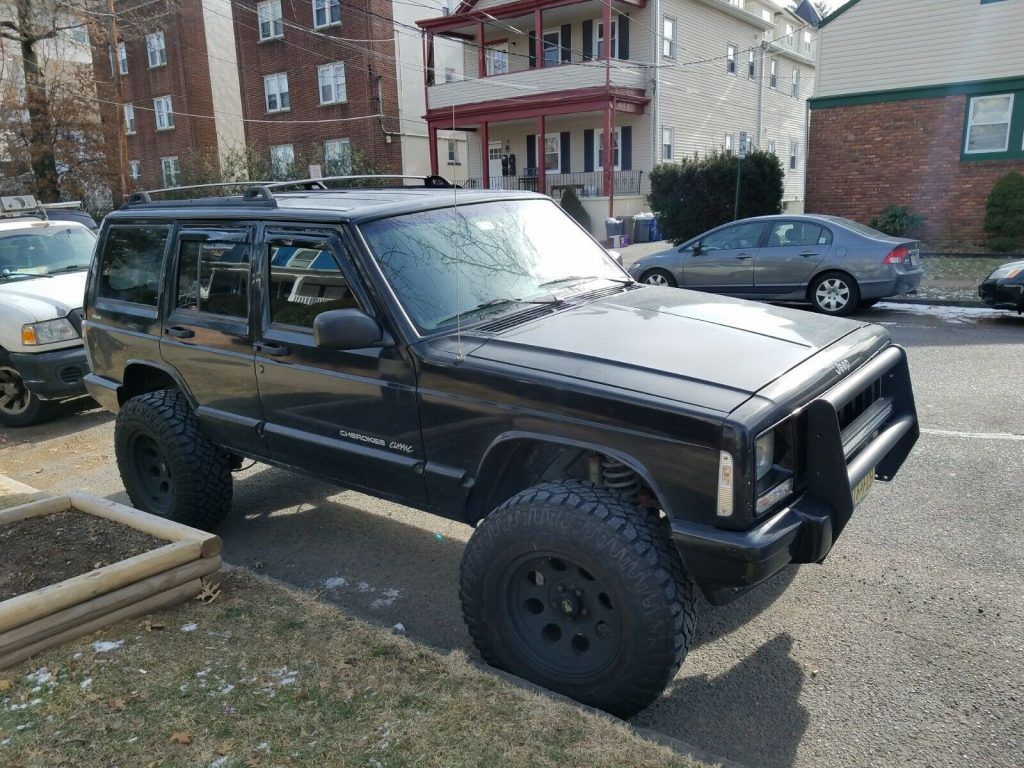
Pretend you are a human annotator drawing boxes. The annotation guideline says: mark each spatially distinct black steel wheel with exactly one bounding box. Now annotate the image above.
[460,480,696,718]
[115,389,233,529]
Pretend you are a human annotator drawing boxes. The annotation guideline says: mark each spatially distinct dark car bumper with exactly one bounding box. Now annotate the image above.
[671,345,918,605]
[978,279,1024,311]
[9,346,89,399]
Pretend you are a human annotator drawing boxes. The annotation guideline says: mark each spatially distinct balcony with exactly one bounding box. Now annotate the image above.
[461,169,645,197]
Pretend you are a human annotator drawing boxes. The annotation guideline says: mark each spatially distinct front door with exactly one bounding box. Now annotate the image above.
[683,221,766,292]
[488,142,504,188]
[754,220,833,295]
[160,226,264,449]
[253,228,427,506]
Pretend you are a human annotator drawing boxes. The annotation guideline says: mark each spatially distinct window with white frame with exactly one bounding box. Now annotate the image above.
[595,19,617,59]
[258,0,283,40]
[789,140,798,170]
[161,156,179,187]
[270,144,294,176]
[129,160,141,181]
[145,31,166,68]
[117,42,128,74]
[964,94,1014,154]
[313,0,341,29]
[485,44,508,75]
[724,133,734,153]
[596,127,621,170]
[791,68,800,97]
[123,103,136,134]
[264,72,290,112]
[748,49,756,79]
[803,30,812,53]
[662,16,676,58]
[318,62,347,105]
[153,95,174,130]
[324,138,351,173]
[784,24,793,46]
[726,44,737,74]
[544,133,560,173]
[767,139,776,154]
[447,139,459,165]
[761,8,771,21]
[661,127,673,161]
[770,59,778,89]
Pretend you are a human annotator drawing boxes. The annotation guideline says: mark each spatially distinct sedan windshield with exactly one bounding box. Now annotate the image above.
[359,199,625,332]
[0,224,96,280]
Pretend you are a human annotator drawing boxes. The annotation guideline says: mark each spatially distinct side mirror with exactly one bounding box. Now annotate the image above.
[314,308,390,350]
[606,249,622,266]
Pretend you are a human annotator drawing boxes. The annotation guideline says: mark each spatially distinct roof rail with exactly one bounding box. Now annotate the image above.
[41,200,85,211]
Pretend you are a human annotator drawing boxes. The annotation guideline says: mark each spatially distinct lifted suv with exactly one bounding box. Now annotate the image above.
[83,177,919,717]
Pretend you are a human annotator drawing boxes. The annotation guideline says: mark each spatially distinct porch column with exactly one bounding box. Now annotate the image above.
[602,0,611,63]
[428,122,439,175]
[477,22,485,78]
[535,8,543,68]
[425,32,434,86]
[604,103,614,219]
[536,114,545,196]
[481,121,490,189]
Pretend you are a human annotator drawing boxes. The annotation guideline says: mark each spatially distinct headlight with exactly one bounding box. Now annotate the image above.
[989,265,1023,280]
[22,317,79,346]
[754,431,775,481]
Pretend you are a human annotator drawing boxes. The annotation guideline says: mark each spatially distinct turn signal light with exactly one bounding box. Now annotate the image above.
[21,326,37,345]
[883,246,909,265]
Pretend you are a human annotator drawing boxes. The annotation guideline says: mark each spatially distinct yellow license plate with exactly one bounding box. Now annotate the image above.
[852,470,875,507]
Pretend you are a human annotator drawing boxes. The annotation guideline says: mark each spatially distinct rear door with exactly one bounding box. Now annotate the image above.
[159,226,264,449]
[253,228,427,506]
[683,221,767,292]
[753,220,833,295]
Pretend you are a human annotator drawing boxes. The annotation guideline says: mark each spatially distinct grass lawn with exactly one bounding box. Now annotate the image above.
[0,499,707,768]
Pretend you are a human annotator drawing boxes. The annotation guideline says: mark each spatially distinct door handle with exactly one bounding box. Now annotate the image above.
[164,326,194,339]
[255,342,290,357]
[735,254,753,260]
[800,251,818,257]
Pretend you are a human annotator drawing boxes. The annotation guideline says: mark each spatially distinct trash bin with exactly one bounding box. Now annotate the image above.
[633,213,652,243]
[620,215,636,244]
[605,217,623,239]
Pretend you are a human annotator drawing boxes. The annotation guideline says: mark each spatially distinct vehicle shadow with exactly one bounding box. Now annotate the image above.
[691,565,797,649]
[634,633,809,768]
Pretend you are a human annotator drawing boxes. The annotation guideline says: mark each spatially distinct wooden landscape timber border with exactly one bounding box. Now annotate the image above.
[0,493,222,669]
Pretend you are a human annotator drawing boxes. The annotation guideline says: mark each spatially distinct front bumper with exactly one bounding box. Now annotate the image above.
[978,279,1024,311]
[8,347,89,400]
[671,345,918,605]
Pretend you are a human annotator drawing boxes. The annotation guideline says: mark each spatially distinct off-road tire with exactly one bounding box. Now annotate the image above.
[460,480,696,718]
[640,268,677,288]
[0,361,55,428]
[810,271,861,316]
[114,389,232,530]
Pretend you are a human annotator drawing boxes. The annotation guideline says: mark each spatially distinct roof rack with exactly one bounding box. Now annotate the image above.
[0,194,47,221]
[124,174,457,208]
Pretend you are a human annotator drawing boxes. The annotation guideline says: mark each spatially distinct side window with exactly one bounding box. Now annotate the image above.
[267,239,362,329]
[765,222,833,248]
[702,222,764,251]
[175,234,250,319]
[98,225,170,305]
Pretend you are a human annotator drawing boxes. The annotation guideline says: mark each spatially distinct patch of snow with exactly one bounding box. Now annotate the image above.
[322,577,347,590]
[270,667,298,686]
[209,756,230,768]
[15,725,29,731]
[80,678,92,690]
[256,742,270,752]
[357,582,371,592]
[179,623,199,633]
[1,738,10,746]
[371,588,401,610]
[179,684,189,693]
[219,683,235,695]
[91,640,124,653]
[875,302,1006,324]
[25,669,53,687]
[196,669,209,678]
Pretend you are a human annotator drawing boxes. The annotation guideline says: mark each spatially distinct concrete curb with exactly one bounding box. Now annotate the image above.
[881,297,987,308]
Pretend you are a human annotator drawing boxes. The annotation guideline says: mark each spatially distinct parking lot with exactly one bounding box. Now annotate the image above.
[2,302,1022,768]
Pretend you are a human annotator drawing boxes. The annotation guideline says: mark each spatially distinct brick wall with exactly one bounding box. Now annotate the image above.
[806,96,1024,248]
[232,0,402,175]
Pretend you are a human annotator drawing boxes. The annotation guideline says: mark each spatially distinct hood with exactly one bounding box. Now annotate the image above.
[0,270,88,322]
[468,286,872,414]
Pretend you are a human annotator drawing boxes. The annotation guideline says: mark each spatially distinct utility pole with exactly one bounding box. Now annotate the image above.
[734,132,747,221]
[106,0,130,198]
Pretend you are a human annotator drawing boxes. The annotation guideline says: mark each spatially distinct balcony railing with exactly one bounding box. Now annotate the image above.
[461,170,645,197]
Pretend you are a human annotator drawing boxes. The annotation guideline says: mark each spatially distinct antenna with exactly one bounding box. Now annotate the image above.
[452,103,465,364]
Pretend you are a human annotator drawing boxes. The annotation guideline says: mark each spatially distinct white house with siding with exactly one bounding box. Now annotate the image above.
[416,0,818,234]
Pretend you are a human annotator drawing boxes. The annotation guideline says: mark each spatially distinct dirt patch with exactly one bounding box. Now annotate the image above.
[0,509,167,602]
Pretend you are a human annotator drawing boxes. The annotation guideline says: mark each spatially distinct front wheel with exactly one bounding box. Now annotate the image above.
[810,271,860,316]
[640,268,677,288]
[0,365,54,427]
[460,481,695,718]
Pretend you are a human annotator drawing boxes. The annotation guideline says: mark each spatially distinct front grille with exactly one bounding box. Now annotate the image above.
[58,365,84,384]
[836,376,883,432]
[67,308,84,336]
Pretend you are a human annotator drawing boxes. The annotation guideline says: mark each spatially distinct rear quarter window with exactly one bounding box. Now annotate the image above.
[98,225,171,305]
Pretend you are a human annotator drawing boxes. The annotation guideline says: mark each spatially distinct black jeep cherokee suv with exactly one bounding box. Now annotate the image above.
[82,178,919,717]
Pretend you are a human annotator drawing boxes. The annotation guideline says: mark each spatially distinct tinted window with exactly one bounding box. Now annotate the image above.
[765,222,833,248]
[702,222,764,251]
[176,236,250,319]
[98,226,170,305]
[267,241,362,328]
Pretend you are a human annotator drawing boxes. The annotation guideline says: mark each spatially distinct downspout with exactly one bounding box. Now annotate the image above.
[756,41,766,149]
[652,0,660,173]
[376,74,401,142]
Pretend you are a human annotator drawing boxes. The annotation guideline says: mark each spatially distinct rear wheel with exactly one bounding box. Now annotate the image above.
[640,268,677,288]
[115,389,233,530]
[810,271,860,316]
[0,364,54,428]
[460,480,695,718]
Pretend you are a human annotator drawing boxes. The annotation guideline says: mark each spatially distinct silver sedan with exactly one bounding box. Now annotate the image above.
[626,214,924,315]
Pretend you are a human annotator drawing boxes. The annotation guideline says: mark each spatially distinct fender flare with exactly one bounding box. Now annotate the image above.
[118,358,198,409]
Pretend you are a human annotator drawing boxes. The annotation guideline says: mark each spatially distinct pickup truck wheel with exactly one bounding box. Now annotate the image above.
[114,389,232,530]
[0,365,54,428]
[460,480,695,718]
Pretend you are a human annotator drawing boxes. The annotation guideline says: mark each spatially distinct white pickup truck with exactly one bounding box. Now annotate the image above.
[0,195,95,426]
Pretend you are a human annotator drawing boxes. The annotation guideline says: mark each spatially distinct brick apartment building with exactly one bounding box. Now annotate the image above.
[808,0,1024,247]
[91,0,403,197]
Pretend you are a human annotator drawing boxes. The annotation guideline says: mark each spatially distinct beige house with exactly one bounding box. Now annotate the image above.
[417,0,819,236]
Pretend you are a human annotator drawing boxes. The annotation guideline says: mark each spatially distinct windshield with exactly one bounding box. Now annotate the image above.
[0,224,96,280]
[821,216,894,240]
[359,199,625,332]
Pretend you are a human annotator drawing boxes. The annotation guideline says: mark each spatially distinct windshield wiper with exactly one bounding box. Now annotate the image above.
[538,275,632,288]
[0,270,52,280]
[47,265,89,275]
